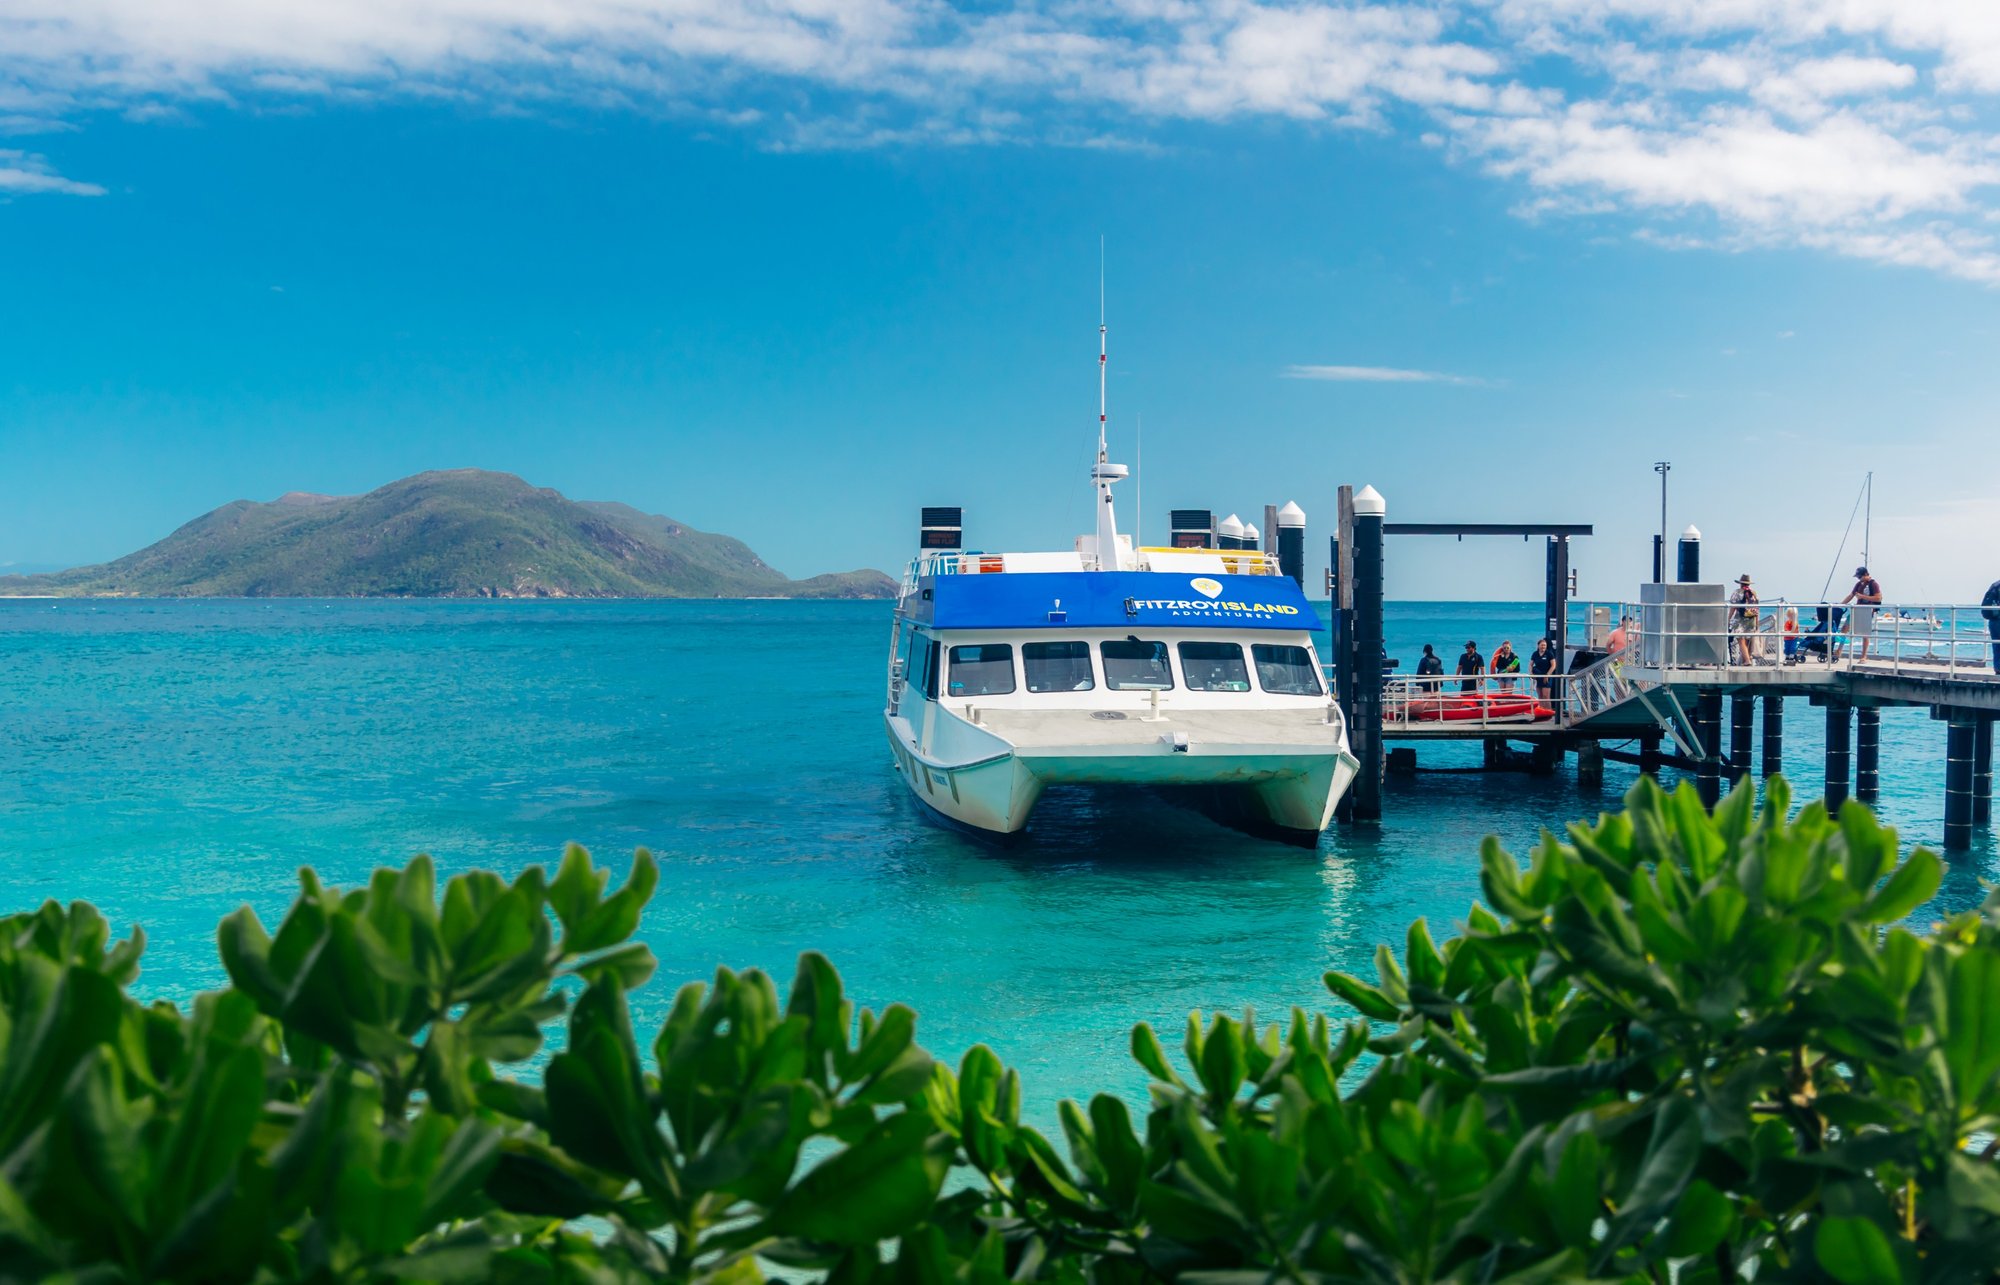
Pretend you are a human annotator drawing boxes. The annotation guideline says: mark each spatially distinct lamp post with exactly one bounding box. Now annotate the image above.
[1652,461,1671,584]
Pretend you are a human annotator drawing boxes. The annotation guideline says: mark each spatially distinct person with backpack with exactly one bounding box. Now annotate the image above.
[1415,644,1444,680]
[1842,566,1883,663]
[1731,574,1760,665]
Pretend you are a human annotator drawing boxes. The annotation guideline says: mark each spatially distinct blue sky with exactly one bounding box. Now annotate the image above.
[3,1,1999,601]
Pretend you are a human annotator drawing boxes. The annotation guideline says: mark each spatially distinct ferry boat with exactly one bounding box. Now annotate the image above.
[882,322,1357,846]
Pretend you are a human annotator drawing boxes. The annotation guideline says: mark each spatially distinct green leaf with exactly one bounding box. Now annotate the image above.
[1861,850,1941,924]
[1549,1130,1602,1250]
[1598,1098,1700,1262]
[1814,1215,1907,1285]
[1663,1179,1734,1258]
[1130,1023,1183,1086]
[1324,970,1402,1022]
[769,1111,951,1244]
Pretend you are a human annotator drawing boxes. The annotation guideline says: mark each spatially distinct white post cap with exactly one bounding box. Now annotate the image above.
[1218,513,1246,539]
[1681,524,1702,540]
[1277,500,1306,527]
[1243,522,1261,543]
[1353,485,1386,517]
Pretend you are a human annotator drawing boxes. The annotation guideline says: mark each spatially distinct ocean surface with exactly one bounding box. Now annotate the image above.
[2,598,1984,1119]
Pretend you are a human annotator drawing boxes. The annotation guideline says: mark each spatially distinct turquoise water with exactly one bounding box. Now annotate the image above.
[1,598,1986,1116]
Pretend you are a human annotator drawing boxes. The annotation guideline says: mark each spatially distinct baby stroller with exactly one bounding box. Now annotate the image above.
[1796,606,1845,663]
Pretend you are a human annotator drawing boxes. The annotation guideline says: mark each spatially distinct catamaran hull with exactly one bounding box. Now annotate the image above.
[884,716,1357,843]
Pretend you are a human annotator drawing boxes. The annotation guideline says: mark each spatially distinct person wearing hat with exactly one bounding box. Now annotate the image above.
[1841,566,1882,663]
[1456,639,1484,693]
[1730,573,1760,665]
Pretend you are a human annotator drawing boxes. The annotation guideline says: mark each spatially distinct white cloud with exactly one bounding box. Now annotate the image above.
[5,0,2000,284]
[1283,364,1487,385]
[0,147,101,194]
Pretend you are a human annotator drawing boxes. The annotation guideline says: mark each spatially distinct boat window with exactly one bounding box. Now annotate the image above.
[1178,642,1251,692]
[909,635,940,700]
[1253,644,1322,695]
[1023,641,1095,692]
[1100,639,1175,691]
[948,644,1016,697]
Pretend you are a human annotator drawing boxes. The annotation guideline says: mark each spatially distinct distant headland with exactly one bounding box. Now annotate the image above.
[0,469,896,600]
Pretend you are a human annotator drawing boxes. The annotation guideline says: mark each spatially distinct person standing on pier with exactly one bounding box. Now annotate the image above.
[1491,641,1521,692]
[1530,638,1558,707]
[1457,640,1484,693]
[1415,644,1443,681]
[1731,574,1760,665]
[1842,566,1883,663]
[1983,578,2000,672]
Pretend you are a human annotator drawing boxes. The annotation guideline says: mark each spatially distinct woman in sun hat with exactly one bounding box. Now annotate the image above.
[1731,573,1759,665]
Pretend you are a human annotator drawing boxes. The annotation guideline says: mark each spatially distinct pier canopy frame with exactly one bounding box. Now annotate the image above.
[1379,521,1595,658]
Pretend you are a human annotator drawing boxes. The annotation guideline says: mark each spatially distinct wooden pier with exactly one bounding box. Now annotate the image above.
[1326,485,2000,848]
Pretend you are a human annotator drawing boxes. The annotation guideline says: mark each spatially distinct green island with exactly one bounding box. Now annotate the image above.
[0,469,894,600]
[3,776,1995,1283]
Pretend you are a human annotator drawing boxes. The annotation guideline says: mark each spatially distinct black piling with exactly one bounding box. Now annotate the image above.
[1729,693,1754,781]
[1695,688,1723,807]
[1639,730,1663,777]
[1348,488,1386,822]
[1761,694,1784,779]
[1975,716,1993,828]
[1946,715,1977,851]
[1855,707,1881,804]
[1825,700,1852,810]
[1677,527,1701,584]
[1544,535,1570,657]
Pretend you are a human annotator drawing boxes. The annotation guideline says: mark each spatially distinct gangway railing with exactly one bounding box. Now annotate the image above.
[1381,670,1568,733]
[1570,600,2000,681]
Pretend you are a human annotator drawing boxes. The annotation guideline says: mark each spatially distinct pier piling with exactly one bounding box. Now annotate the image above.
[1855,707,1881,804]
[1729,694,1754,780]
[1975,716,1993,828]
[1347,486,1386,822]
[1695,689,1723,807]
[1761,695,1783,778]
[1640,730,1662,777]
[1946,715,1977,850]
[1824,700,1852,810]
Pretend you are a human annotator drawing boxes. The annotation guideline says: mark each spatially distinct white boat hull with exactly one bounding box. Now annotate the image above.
[884,708,1358,843]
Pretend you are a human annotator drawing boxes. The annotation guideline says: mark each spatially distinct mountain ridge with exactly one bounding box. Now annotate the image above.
[0,469,895,600]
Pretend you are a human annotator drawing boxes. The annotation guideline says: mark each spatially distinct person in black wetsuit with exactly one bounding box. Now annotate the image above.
[1456,640,1484,693]
[1983,578,2000,673]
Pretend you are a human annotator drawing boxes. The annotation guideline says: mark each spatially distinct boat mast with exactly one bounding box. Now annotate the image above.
[1091,242,1129,570]
[1863,471,1872,568]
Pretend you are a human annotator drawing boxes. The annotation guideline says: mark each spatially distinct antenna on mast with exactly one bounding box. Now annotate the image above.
[1088,236,1128,570]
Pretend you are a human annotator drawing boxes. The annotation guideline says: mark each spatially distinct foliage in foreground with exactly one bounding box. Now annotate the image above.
[2,775,1998,1283]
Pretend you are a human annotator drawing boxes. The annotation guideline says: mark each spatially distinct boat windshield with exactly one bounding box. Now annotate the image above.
[1178,641,1251,692]
[1023,641,1094,692]
[1101,640,1174,691]
[1253,644,1321,695]
[948,644,1016,697]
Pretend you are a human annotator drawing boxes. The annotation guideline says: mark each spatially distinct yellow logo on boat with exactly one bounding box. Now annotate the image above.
[1190,578,1223,599]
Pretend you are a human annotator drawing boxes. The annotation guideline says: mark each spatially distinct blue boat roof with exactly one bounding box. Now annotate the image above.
[913,570,1322,632]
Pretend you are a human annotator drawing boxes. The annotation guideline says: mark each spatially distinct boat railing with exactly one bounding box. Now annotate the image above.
[903,548,1287,582]
[1570,599,2000,681]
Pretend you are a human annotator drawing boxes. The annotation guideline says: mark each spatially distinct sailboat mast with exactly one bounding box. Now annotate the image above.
[1863,471,1872,568]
